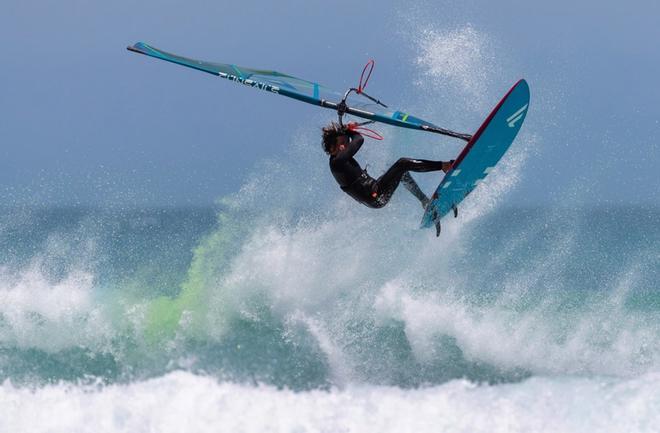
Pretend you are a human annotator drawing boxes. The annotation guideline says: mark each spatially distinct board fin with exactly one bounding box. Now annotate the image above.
[430,207,441,237]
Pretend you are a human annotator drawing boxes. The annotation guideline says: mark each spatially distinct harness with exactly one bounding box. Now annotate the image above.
[339,169,382,207]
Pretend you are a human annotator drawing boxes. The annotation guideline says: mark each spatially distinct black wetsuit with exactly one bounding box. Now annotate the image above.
[329,131,446,208]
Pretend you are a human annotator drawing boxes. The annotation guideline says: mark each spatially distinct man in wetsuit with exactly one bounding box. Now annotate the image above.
[323,122,453,209]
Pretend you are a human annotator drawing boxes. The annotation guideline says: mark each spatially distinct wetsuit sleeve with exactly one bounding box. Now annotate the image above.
[333,132,364,163]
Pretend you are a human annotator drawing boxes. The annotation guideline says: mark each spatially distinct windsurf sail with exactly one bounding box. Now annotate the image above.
[127,42,470,141]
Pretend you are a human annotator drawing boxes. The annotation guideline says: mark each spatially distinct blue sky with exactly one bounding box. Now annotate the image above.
[1,0,658,206]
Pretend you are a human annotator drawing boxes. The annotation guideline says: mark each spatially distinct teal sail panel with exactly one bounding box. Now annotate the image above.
[127,42,458,135]
[128,42,337,106]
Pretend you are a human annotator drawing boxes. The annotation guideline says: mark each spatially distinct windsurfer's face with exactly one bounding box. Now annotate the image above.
[334,134,348,153]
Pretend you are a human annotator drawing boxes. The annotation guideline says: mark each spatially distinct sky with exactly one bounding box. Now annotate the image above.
[1,0,658,207]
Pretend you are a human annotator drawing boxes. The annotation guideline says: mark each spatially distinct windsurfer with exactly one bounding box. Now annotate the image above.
[323,122,453,209]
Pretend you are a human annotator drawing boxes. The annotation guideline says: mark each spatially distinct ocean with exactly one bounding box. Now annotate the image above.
[0,203,657,432]
[1,26,658,433]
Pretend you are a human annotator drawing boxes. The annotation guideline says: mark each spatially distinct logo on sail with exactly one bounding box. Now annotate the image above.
[506,104,528,128]
[217,72,280,94]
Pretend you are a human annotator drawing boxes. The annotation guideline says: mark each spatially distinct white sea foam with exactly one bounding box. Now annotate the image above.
[0,260,111,352]
[372,250,660,377]
[1,371,659,433]
[204,174,660,380]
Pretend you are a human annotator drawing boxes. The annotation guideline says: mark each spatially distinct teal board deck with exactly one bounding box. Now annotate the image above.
[421,80,530,228]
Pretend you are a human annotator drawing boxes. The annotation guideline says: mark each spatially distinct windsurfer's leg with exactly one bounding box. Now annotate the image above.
[374,158,448,206]
[401,172,429,208]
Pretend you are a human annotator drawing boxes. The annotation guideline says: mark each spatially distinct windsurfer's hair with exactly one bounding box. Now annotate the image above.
[322,122,346,154]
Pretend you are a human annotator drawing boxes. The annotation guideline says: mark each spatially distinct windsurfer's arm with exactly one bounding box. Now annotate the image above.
[334,132,364,162]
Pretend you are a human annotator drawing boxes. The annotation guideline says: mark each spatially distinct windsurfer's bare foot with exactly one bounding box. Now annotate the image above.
[442,160,455,173]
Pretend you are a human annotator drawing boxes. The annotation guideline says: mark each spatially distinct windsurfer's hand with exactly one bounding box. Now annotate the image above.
[346,122,359,131]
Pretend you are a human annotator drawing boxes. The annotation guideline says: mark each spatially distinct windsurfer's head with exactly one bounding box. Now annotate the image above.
[322,122,348,155]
